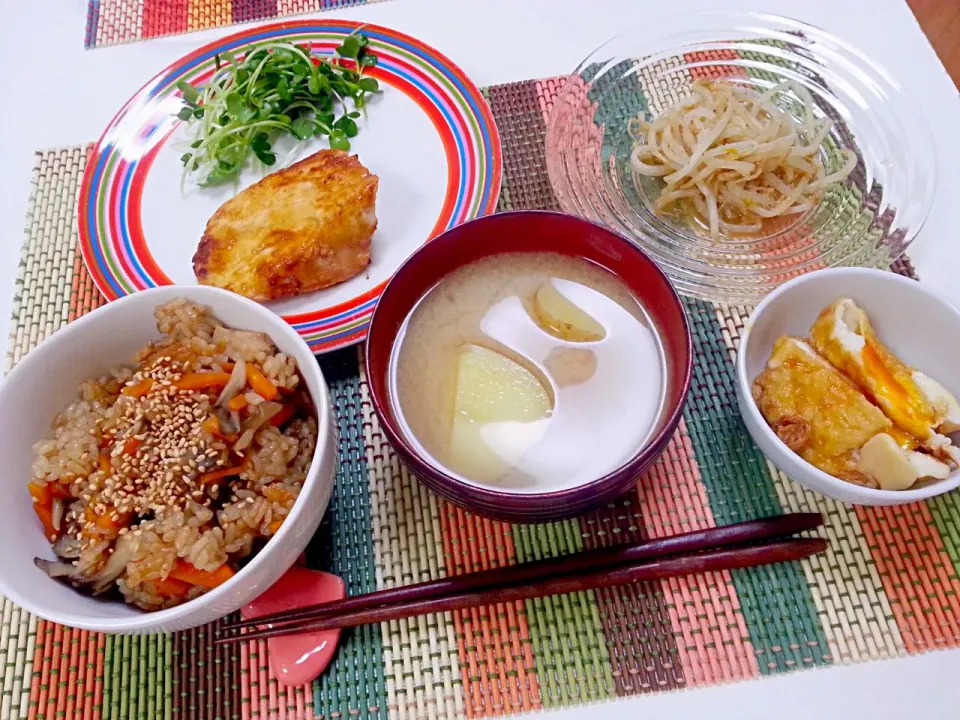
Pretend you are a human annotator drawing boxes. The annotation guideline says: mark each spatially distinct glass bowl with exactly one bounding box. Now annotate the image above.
[545,11,935,304]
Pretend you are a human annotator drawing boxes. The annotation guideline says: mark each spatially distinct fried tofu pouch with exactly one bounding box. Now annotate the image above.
[809,298,960,465]
[752,336,950,490]
[193,149,378,302]
[753,336,890,486]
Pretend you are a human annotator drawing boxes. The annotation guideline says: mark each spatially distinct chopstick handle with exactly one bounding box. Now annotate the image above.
[228,512,822,631]
[220,537,825,645]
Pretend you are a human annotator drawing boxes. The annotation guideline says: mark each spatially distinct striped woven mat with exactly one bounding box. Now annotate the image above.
[4,77,960,720]
[85,0,388,48]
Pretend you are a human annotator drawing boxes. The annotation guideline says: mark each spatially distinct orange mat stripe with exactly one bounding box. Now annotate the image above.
[637,421,760,685]
[856,503,960,653]
[439,505,541,716]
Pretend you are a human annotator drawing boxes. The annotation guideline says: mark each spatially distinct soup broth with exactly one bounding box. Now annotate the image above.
[390,252,665,492]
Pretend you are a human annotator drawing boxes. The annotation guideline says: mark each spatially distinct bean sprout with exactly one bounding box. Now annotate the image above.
[629,79,857,238]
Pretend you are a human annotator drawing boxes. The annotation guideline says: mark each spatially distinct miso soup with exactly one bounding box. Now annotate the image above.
[389,252,665,491]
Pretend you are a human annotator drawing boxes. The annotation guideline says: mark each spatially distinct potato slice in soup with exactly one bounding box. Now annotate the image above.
[447,345,552,483]
[533,283,605,342]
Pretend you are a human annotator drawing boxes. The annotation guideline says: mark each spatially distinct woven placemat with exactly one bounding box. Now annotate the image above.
[3,76,960,720]
[85,0,389,49]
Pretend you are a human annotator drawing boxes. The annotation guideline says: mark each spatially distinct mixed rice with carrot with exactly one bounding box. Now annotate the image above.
[29,299,317,610]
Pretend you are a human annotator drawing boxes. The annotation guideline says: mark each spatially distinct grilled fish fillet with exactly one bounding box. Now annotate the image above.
[193,150,378,302]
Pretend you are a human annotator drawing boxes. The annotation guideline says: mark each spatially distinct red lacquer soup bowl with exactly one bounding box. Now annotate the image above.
[365,211,692,522]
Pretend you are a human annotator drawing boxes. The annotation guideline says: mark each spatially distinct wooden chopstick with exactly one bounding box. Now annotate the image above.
[224,513,821,633]
[217,536,825,645]
[217,513,823,643]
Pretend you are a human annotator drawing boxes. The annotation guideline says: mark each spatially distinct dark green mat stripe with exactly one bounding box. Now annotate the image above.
[309,348,387,718]
[681,298,830,673]
[928,494,960,578]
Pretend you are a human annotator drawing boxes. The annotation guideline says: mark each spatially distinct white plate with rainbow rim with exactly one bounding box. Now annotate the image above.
[78,19,502,353]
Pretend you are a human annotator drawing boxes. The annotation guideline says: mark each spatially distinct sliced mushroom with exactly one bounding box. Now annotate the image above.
[52,533,82,560]
[90,537,135,594]
[216,406,242,436]
[235,429,256,452]
[216,360,247,407]
[235,402,283,451]
[34,557,80,579]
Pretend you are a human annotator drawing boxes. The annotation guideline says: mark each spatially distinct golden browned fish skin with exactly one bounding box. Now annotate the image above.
[193,149,378,302]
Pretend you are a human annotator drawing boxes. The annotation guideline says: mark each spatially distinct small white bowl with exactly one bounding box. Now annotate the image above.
[736,268,960,505]
[0,286,336,633]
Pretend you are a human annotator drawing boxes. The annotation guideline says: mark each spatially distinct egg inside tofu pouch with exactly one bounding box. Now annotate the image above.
[809,297,960,468]
[752,336,951,490]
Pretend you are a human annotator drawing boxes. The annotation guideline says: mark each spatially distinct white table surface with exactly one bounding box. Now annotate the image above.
[1,0,959,717]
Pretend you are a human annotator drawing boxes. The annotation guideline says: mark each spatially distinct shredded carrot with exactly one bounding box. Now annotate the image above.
[28,481,50,505]
[246,365,278,401]
[33,502,58,541]
[152,576,191,597]
[31,482,72,507]
[169,560,235,589]
[122,437,142,456]
[268,518,284,535]
[48,483,73,500]
[200,414,238,441]
[221,362,235,372]
[227,394,247,411]
[96,511,132,530]
[28,485,67,539]
[199,465,244,485]
[98,454,112,474]
[176,372,232,392]
[203,465,243,485]
[262,485,293,505]
[121,378,153,397]
[269,403,296,427]
[201,415,221,436]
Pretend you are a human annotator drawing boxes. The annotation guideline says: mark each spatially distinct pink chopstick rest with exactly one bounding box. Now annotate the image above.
[241,567,346,686]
